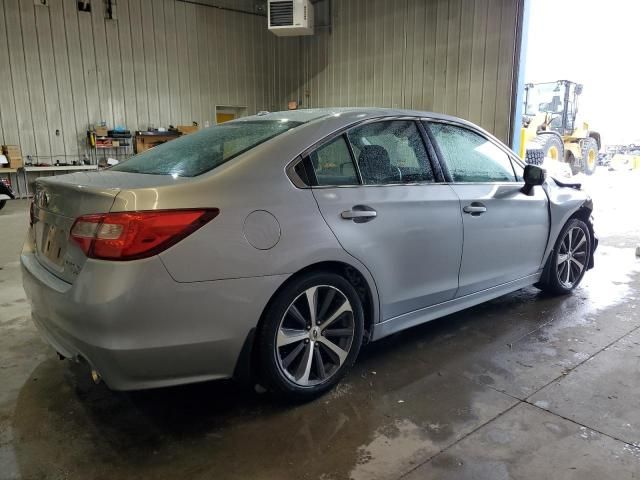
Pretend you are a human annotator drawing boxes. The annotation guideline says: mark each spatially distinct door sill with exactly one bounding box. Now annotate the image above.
[372,272,541,341]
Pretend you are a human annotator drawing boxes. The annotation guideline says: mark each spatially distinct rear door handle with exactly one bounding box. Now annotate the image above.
[341,205,377,223]
[463,203,487,215]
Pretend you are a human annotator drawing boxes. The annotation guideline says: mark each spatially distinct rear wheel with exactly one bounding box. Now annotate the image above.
[538,218,591,295]
[581,137,598,175]
[257,271,364,400]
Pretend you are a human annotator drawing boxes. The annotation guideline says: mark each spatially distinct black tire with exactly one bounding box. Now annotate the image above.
[581,137,598,175]
[568,151,582,176]
[525,148,544,166]
[537,218,592,295]
[257,271,364,400]
[527,134,564,165]
[0,200,6,211]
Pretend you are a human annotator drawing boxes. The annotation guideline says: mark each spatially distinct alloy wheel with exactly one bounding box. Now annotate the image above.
[276,285,355,387]
[556,227,588,289]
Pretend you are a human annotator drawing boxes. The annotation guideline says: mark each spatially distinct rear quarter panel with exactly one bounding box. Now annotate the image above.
[107,113,425,327]
[109,125,381,323]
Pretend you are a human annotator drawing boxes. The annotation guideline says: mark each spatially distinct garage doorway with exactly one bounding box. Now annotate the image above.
[215,106,248,124]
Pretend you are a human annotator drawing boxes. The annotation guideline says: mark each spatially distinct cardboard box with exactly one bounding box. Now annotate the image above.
[2,144,22,156]
[95,127,109,137]
[177,125,198,135]
[8,156,23,169]
[2,145,23,168]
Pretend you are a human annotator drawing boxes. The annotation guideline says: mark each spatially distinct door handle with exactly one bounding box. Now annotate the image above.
[463,203,487,215]
[341,205,377,223]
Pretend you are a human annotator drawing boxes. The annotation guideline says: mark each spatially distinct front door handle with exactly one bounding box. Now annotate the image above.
[341,205,377,223]
[463,203,487,216]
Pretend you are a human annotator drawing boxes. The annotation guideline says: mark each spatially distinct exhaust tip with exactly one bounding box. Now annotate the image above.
[90,369,102,384]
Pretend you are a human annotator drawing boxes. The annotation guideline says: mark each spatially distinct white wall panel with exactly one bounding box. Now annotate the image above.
[274,0,523,143]
[0,1,19,146]
[0,0,522,161]
[0,0,275,163]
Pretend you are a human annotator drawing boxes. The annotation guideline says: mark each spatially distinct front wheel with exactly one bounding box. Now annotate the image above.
[538,218,592,295]
[257,272,364,400]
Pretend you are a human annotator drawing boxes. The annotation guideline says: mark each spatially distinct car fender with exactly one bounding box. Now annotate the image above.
[542,178,593,265]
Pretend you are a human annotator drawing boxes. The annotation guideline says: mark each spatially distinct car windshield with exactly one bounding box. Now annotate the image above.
[111,120,302,177]
[525,82,566,116]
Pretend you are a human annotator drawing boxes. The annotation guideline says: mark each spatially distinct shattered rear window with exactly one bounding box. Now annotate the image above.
[111,120,302,177]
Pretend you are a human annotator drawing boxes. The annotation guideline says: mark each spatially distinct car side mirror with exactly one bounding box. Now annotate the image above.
[521,165,546,195]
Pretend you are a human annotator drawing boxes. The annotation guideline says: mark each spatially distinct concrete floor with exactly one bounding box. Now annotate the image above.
[1,170,639,480]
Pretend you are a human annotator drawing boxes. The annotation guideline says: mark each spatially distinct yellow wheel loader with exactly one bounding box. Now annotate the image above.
[520,80,601,175]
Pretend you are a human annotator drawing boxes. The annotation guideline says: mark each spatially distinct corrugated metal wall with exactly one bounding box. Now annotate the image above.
[276,0,522,143]
[0,0,523,162]
[0,0,276,163]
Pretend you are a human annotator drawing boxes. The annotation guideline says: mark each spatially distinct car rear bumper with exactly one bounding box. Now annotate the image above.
[21,249,288,390]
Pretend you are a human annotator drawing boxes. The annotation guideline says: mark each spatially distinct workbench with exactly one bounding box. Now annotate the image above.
[135,131,182,153]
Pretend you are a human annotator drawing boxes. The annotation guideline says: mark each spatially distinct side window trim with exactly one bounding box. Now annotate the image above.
[421,121,452,182]
[292,116,445,188]
[343,132,364,185]
[286,118,528,189]
[424,119,520,184]
[286,156,311,188]
[506,150,527,183]
[415,120,446,183]
[302,155,319,187]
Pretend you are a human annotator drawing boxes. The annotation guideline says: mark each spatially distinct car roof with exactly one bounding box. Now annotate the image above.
[235,107,473,127]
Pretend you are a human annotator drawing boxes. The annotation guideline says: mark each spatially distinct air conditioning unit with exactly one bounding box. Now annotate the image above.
[268,0,314,37]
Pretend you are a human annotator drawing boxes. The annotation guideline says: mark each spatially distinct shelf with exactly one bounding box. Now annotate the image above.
[0,168,18,174]
[24,165,99,172]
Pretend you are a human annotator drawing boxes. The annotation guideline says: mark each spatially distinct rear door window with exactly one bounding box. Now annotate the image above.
[308,135,360,186]
[347,121,434,184]
[428,122,518,183]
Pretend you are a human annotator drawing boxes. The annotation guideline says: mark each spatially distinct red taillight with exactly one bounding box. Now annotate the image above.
[70,209,219,260]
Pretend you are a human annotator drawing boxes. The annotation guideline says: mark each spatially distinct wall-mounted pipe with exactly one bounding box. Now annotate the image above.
[176,0,265,17]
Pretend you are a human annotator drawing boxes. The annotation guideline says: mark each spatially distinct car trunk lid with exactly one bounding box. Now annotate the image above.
[30,171,184,283]
[32,176,120,283]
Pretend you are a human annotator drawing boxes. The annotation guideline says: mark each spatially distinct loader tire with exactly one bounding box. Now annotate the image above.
[525,148,544,165]
[526,134,564,165]
[581,137,598,176]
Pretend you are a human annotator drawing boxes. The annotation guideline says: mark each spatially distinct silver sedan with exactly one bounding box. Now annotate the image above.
[21,108,597,399]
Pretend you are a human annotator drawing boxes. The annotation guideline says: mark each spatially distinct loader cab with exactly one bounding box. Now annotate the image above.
[524,80,582,136]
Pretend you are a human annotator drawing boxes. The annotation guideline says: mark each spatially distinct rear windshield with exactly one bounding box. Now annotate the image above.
[110,120,302,177]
